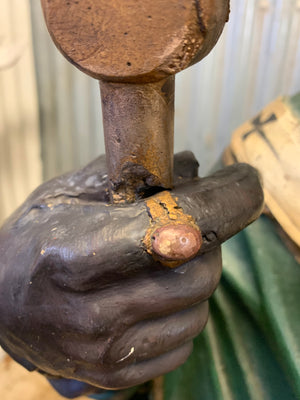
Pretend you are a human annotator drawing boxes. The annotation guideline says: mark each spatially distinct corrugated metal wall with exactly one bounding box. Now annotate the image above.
[0,0,42,225]
[29,0,300,179]
[0,0,299,369]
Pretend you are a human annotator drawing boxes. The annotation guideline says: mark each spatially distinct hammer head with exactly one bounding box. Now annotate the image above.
[41,0,229,83]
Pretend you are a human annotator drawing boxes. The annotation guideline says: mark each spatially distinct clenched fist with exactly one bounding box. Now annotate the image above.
[0,152,263,390]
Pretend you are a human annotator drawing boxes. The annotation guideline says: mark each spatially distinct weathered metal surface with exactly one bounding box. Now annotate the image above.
[100,77,175,203]
[151,224,202,263]
[41,0,229,83]
[29,0,300,182]
[40,0,229,203]
[144,190,202,268]
[0,0,42,226]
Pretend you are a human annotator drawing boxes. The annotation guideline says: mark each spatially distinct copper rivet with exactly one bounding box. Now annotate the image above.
[151,224,202,261]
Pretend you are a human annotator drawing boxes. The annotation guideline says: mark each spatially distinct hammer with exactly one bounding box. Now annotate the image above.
[41,0,229,204]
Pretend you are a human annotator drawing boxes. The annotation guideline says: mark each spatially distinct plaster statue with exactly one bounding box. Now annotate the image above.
[1,0,299,399]
[0,153,263,394]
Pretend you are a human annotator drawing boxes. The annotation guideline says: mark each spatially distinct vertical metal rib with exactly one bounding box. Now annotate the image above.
[29,0,300,179]
[0,0,42,225]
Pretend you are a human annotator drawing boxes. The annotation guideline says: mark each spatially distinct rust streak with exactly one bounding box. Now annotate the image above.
[144,191,202,267]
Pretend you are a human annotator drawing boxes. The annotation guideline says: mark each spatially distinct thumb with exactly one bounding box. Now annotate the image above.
[174,163,264,254]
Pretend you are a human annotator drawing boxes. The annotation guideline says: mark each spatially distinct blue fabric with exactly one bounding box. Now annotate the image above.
[88,392,119,400]
[48,377,124,399]
[48,377,101,398]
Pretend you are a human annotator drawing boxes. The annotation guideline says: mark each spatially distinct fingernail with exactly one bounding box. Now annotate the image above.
[151,224,202,261]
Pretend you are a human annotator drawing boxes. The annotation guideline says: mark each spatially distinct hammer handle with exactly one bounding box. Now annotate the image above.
[100,77,175,203]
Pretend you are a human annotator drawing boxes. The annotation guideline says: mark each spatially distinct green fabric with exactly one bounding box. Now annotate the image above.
[163,216,300,399]
[285,92,300,119]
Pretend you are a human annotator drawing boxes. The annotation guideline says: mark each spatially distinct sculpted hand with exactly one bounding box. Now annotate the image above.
[0,152,263,390]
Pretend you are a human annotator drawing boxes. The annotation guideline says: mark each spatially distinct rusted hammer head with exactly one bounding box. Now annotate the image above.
[41,0,229,83]
[41,0,229,203]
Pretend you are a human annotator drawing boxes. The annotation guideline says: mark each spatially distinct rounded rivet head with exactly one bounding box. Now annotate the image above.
[151,224,202,261]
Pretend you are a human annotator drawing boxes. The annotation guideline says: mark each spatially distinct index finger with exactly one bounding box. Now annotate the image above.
[45,163,263,291]
[143,163,264,264]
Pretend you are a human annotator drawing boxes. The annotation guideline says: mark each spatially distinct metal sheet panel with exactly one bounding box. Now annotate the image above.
[0,0,42,225]
[30,0,300,179]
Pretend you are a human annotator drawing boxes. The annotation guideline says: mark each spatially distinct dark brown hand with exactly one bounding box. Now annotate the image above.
[0,153,263,389]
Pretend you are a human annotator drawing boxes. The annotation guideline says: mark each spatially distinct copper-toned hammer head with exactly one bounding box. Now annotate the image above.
[41,0,229,83]
[41,0,230,203]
